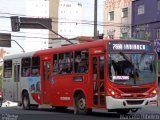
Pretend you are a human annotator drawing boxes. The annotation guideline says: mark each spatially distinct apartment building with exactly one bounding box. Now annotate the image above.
[50,0,82,47]
[24,0,49,51]
[103,0,132,39]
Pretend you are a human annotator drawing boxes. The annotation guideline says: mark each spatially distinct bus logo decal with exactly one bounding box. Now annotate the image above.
[60,97,70,101]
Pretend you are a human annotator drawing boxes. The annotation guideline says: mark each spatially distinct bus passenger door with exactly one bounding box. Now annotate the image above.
[92,55,105,108]
[13,64,20,102]
[42,61,51,104]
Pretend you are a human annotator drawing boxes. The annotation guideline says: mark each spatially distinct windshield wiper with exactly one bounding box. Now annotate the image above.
[119,52,132,64]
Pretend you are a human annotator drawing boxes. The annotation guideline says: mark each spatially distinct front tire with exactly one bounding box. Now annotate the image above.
[74,93,91,115]
[22,92,30,110]
[131,108,138,113]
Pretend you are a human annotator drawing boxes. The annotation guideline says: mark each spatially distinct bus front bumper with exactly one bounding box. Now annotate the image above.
[106,95,157,110]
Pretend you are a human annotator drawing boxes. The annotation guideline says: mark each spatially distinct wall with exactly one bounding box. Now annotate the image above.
[103,0,132,39]
[132,0,160,40]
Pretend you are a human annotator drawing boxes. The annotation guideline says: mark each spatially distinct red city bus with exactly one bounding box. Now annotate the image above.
[2,39,158,114]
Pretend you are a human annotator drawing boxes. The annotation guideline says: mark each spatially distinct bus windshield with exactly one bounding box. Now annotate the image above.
[108,53,156,85]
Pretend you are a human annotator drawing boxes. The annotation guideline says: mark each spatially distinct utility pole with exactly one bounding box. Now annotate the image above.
[94,0,98,40]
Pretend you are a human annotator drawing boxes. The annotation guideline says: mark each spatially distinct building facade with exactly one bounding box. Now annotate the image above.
[24,0,49,51]
[50,0,82,48]
[132,0,160,43]
[103,0,132,39]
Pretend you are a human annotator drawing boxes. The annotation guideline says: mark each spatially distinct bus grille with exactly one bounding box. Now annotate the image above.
[126,100,144,105]
[119,88,149,93]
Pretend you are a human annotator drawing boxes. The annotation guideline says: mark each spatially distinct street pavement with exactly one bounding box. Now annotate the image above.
[0,106,160,120]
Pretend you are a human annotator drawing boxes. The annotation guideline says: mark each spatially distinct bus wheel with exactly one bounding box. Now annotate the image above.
[0,99,2,107]
[74,93,88,115]
[116,109,130,114]
[131,108,138,113]
[22,92,30,110]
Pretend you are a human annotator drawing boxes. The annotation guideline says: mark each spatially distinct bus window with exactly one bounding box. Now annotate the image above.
[4,60,12,78]
[31,57,40,76]
[53,54,58,75]
[99,56,104,80]
[59,52,73,74]
[21,58,31,77]
[92,57,97,80]
[74,50,89,74]
[93,82,98,105]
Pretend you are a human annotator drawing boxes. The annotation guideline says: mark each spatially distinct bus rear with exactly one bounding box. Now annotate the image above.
[106,40,157,114]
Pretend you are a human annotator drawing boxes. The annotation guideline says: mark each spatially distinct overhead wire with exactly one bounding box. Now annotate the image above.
[0,14,130,28]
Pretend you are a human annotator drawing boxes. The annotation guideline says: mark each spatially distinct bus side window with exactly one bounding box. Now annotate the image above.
[74,50,89,74]
[31,57,40,76]
[59,52,73,74]
[53,54,58,75]
[4,60,12,78]
[65,52,73,74]
[21,57,31,77]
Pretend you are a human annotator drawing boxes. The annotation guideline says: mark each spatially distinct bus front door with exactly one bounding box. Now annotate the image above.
[42,61,51,104]
[92,55,105,108]
[13,64,20,102]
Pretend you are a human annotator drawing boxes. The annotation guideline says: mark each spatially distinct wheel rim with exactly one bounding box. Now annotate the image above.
[78,98,86,110]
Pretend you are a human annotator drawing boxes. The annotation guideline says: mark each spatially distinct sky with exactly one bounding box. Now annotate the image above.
[75,0,104,35]
[0,0,105,55]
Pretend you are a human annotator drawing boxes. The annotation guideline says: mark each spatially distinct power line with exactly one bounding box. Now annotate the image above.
[0,14,130,27]
[0,28,95,39]
[0,12,101,24]
[64,0,104,6]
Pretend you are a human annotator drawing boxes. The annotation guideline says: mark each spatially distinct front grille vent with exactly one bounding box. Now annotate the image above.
[126,100,144,105]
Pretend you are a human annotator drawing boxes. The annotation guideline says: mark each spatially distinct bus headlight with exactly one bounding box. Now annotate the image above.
[149,89,157,97]
[108,88,121,99]
[111,91,115,95]
[152,89,157,94]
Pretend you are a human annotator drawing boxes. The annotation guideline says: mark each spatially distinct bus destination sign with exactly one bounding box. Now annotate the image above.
[108,42,153,52]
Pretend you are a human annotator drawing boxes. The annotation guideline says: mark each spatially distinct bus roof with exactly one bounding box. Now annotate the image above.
[34,39,151,55]
[3,51,35,60]
[3,39,152,60]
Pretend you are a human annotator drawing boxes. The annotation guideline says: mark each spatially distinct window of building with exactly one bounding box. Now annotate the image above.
[31,57,40,76]
[109,35,114,39]
[109,11,114,21]
[4,60,12,78]
[137,31,145,38]
[122,7,128,18]
[138,4,145,15]
[59,52,73,74]
[74,50,89,74]
[66,4,71,7]
[158,0,160,10]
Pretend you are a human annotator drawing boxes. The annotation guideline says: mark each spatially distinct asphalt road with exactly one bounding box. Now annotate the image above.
[0,106,160,120]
